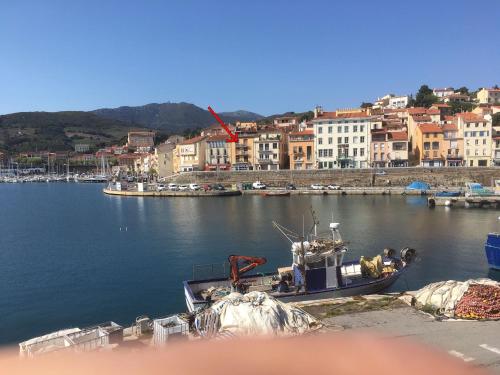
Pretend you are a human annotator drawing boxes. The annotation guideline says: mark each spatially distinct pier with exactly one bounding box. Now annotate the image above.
[103,188,242,197]
[428,195,500,208]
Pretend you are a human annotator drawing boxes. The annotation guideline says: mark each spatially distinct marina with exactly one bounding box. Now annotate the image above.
[1,183,499,347]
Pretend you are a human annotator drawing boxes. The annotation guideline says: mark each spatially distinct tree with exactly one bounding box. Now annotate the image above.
[414,85,438,108]
[360,102,373,108]
[448,102,476,115]
[493,113,500,127]
[299,111,314,122]
[456,86,469,95]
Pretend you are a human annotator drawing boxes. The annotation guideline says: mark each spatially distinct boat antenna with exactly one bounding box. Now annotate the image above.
[309,206,319,237]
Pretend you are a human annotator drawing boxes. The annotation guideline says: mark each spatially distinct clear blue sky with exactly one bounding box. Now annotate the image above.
[1,0,499,116]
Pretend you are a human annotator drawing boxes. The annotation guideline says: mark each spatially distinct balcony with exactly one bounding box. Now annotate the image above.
[257,158,273,164]
[236,143,248,149]
[259,150,274,155]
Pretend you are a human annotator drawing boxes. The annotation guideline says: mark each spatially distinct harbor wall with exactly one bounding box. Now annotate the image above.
[163,167,500,188]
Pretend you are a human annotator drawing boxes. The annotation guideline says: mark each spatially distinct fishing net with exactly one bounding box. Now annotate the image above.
[454,284,500,320]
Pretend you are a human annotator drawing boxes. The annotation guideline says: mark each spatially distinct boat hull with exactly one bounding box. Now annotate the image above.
[183,268,404,313]
[486,233,500,270]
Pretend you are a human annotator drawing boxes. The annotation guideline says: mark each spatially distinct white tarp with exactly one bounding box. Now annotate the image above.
[413,278,500,317]
[197,291,319,337]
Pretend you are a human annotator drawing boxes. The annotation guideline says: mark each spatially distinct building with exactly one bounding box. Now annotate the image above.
[173,136,207,172]
[455,113,492,167]
[388,95,409,109]
[414,123,444,167]
[273,116,299,128]
[288,130,315,170]
[155,136,184,178]
[477,88,500,105]
[117,153,142,172]
[312,108,372,169]
[370,130,409,168]
[74,144,90,153]
[433,87,454,99]
[204,135,231,171]
[235,122,257,132]
[201,124,236,137]
[230,131,258,170]
[442,123,464,167]
[254,129,287,170]
[127,131,155,152]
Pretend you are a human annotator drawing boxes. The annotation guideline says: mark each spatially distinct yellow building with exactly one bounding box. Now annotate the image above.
[477,88,500,105]
[288,130,315,170]
[230,132,258,170]
[414,123,444,167]
[254,129,288,170]
[455,112,492,167]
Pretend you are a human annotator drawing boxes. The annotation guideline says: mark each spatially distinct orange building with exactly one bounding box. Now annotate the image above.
[288,130,315,170]
[415,123,444,167]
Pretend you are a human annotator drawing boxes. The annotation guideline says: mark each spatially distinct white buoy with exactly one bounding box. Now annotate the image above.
[444,200,452,207]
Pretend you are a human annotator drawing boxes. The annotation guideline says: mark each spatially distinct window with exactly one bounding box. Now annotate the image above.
[328,149,333,157]
[328,126,333,134]
[381,143,385,150]
[483,139,487,145]
[360,125,365,132]
[374,143,379,150]
[353,148,358,156]
[344,126,349,133]
[337,126,342,133]
[328,137,333,144]
[318,138,323,145]
[353,125,358,132]
[432,142,439,150]
[318,127,323,134]
[344,137,349,144]
[424,142,431,150]
[475,139,479,145]
[360,148,365,156]
[318,150,323,157]
[360,136,365,143]
[273,143,277,149]
[337,137,342,144]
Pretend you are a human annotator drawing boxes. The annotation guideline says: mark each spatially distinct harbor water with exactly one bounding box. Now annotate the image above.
[1,183,499,346]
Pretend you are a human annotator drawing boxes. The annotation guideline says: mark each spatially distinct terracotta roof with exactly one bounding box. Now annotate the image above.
[442,123,458,131]
[432,103,451,108]
[180,135,207,145]
[289,130,314,136]
[206,134,229,142]
[314,110,370,120]
[412,115,432,122]
[406,107,428,115]
[418,123,443,134]
[426,109,441,115]
[456,112,486,122]
[388,131,408,141]
[444,115,455,121]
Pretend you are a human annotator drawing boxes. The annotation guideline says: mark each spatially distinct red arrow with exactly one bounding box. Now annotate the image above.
[207,105,239,143]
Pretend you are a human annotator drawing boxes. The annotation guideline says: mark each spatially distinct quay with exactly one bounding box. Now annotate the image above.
[103,188,242,197]
[428,195,500,208]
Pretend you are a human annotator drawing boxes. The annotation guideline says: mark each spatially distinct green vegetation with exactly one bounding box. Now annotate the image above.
[448,101,477,115]
[493,113,500,127]
[360,102,373,108]
[414,85,438,108]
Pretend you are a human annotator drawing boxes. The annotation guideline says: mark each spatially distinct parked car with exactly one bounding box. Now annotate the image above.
[178,184,189,191]
[327,184,341,190]
[252,181,267,190]
[157,184,167,191]
[211,183,226,191]
[168,183,179,191]
[310,184,325,190]
[286,183,296,190]
[189,183,201,191]
[375,170,387,175]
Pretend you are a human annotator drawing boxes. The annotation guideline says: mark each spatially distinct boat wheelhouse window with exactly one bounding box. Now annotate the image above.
[307,259,325,269]
[327,256,336,267]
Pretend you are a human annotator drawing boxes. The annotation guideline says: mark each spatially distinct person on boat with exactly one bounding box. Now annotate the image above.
[277,277,289,293]
[293,264,305,293]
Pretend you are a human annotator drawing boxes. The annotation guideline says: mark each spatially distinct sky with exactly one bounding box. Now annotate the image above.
[0,0,499,116]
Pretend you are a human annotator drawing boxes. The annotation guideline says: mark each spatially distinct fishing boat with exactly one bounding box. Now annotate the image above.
[262,191,291,197]
[485,233,500,270]
[183,215,416,312]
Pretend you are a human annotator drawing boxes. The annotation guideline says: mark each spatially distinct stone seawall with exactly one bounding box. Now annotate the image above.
[164,168,500,188]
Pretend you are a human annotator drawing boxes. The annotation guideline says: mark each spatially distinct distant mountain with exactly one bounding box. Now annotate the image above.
[0,111,147,153]
[91,102,263,131]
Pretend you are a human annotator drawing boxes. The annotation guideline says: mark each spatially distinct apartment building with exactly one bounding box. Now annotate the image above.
[230,132,258,170]
[441,124,463,167]
[415,123,444,167]
[204,135,231,171]
[312,108,372,169]
[273,116,299,128]
[477,88,500,105]
[155,136,184,178]
[127,131,155,152]
[455,113,492,167]
[433,87,454,98]
[173,136,207,172]
[254,130,287,170]
[370,130,409,168]
[288,130,315,170]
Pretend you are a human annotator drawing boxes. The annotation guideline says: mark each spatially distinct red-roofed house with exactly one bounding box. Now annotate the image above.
[442,123,464,166]
[415,124,445,167]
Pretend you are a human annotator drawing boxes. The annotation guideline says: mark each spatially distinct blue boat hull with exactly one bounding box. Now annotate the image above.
[435,191,461,197]
[485,233,500,270]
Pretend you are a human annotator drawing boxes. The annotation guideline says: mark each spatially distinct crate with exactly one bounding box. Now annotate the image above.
[153,315,189,345]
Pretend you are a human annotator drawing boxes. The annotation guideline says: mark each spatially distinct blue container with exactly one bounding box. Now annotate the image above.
[485,233,500,270]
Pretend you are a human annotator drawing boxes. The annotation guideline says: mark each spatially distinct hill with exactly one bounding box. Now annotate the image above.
[91,102,263,131]
[0,111,148,153]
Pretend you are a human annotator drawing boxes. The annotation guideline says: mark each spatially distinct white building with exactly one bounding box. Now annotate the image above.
[455,113,492,167]
[312,108,372,169]
[388,95,409,109]
[433,87,454,98]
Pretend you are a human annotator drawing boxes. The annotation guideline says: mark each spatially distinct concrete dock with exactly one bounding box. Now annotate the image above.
[295,295,500,372]
[428,195,500,208]
[102,188,242,197]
